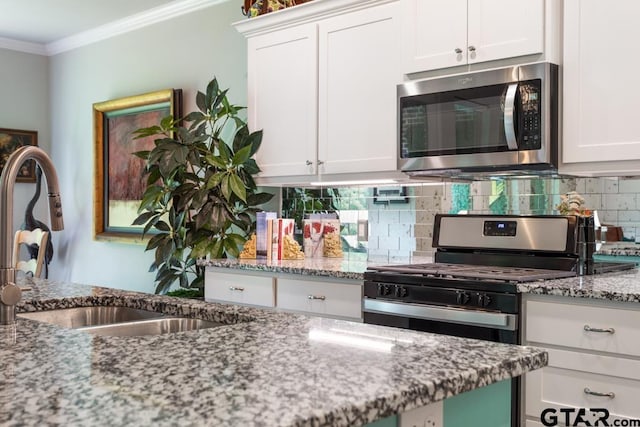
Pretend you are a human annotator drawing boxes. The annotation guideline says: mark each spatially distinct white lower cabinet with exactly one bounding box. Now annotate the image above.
[205,268,363,321]
[524,295,640,424]
[277,277,362,320]
[204,270,276,308]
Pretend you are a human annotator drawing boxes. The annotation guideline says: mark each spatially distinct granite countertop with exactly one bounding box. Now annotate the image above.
[0,278,547,427]
[202,258,640,304]
[518,268,640,303]
[200,257,373,280]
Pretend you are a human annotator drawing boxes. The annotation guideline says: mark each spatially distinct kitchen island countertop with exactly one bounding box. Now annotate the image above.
[0,278,547,427]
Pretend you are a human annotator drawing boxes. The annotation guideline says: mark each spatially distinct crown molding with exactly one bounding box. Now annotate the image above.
[3,0,228,57]
[0,37,47,56]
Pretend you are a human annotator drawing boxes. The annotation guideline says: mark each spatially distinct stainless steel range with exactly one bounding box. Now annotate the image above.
[363,214,636,427]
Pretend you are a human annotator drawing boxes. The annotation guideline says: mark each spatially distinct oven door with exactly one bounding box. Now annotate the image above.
[363,298,520,427]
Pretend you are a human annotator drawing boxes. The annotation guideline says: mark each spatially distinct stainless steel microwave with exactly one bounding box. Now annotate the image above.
[398,62,559,177]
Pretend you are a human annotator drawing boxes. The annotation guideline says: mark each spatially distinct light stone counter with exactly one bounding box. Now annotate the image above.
[0,277,547,427]
[202,258,640,303]
[518,268,640,303]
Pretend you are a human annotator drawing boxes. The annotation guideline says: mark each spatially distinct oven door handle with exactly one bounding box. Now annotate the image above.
[363,299,517,331]
[503,83,519,150]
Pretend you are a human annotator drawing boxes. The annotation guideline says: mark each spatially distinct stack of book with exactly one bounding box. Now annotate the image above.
[255,212,304,260]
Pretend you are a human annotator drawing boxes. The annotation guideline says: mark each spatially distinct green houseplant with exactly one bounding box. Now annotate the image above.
[133,77,273,295]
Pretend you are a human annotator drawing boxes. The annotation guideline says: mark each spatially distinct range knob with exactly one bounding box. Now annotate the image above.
[456,290,470,305]
[377,283,391,296]
[394,285,408,298]
[477,293,492,307]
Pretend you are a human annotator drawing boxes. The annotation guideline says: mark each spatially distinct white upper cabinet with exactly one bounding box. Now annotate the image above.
[236,0,403,184]
[560,0,640,176]
[318,3,400,175]
[401,0,545,74]
[247,24,318,178]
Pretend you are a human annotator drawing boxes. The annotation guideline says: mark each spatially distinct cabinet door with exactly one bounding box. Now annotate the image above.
[401,0,467,73]
[247,25,318,177]
[562,0,640,164]
[317,2,401,175]
[467,0,543,65]
[525,348,640,421]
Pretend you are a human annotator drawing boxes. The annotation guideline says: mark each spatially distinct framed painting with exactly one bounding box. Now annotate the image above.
[0,128,38,183]
[93,88,182,243]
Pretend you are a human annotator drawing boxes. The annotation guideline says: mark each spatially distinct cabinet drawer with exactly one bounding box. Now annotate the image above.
[205,270,275,308]
[277,278,362,320]
[526,299,640,357]
[526,348,640,420]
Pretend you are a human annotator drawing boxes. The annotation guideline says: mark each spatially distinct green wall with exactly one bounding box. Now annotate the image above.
[46,0,248,291]
[0,48,50,234]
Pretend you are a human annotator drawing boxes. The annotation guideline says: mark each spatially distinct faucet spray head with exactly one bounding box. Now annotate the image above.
[48,193,64,231]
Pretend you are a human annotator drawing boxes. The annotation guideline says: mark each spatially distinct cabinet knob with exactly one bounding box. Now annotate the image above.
[454,48,463,54]
[317,160,324,166]
[468,45,476,52]
[229,286,245,292]
[305,160,313,166]
[584,388,615,399]
[307,295,326,301]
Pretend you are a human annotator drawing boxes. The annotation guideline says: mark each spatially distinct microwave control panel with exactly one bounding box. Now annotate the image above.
[519,79,542,150]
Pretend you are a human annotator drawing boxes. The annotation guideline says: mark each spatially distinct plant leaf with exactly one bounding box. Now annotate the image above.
[229,173,246,202]
[232,144,252,166]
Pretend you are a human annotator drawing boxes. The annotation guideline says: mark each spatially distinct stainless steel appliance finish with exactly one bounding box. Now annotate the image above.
[363,214,636,427]
[436,215,572,252]
[363,299,518,331]
[398,62,558,177]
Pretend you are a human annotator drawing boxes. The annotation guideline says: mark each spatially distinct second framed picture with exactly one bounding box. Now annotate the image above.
[93,88,182,243]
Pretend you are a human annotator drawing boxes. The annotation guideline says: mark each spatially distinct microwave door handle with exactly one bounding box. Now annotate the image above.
[503,83,519,150]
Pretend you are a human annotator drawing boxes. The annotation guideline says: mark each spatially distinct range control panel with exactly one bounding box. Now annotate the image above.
[483,220,517,237]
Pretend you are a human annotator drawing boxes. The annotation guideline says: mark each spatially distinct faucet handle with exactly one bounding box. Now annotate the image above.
[1,283,21,306]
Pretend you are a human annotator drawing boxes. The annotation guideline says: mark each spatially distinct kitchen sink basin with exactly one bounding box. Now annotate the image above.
[17,306,223,336]
[78,317,223,336]
[17,306,165,328]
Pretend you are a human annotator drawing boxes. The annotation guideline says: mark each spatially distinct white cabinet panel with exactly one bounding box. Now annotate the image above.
[526,299,640,358]
[467,0,543,65]
[526,349,640,420]
[318,2,400,175]
[239,0,402,183]
[277,277,362,320]
[524,295,640,424]
[401,0,544,74]
[401,0,467,73]
[205,270,275,307]
[562,0,640,167]
[248,25,318,178]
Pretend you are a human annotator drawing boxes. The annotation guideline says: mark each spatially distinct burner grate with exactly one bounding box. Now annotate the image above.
[368,263,576,283]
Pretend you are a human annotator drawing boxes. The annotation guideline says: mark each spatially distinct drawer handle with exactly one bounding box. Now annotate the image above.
[584,388,615,399]
[584,325,615,334]
[307,295,326,301]
[229,286,245,292]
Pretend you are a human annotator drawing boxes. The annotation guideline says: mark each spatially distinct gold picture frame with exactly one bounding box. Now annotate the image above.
[93,89,182,243]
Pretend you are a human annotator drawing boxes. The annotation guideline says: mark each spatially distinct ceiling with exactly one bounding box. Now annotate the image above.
[0,0,184,45]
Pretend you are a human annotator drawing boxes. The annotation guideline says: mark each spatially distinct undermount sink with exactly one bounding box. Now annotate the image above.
[17,306,223,336]
[78,317,222,336]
